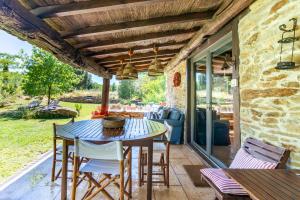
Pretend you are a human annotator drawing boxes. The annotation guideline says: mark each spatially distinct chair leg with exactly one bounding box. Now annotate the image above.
[128,147,132,198]
[120,160,125,200]
[166,142,170,187]
[138,146,142,187]
[51,140,57,182]
[71,156,79,200]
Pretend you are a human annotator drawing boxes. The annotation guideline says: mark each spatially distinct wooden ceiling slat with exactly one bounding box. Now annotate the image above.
[105,59,171,69]
[109,64,168,72]
[86,40,187,57]
[96,49,179,63]
[77,29,198,50]
[0,0,111,79]
[31,0,176,18]
[62,11,214,39]
[104,57,172,68]
[98,54,175,65]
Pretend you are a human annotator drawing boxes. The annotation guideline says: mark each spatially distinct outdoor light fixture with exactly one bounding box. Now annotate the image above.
[276,18,298,70]
[123,49,138,79]
[148,46,164,76]
[116,60,125,80]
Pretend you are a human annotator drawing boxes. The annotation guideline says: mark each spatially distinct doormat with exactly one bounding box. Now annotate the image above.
[183,165,209,187]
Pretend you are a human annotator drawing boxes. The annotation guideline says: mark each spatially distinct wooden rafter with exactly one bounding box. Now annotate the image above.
[106,59,171,69]
[62,11,214,39]
[98,54,175,65]
[0,0,111,79]
[166,0,254,72]
[104,57,172,68]
[77,29,198,50]
[95,49,179,63]
[86,40,187,57]
[31,0,176,18]
[109,64,167,72]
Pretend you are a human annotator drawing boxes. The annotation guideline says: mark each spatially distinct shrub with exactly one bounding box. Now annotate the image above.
[75,103,82,116]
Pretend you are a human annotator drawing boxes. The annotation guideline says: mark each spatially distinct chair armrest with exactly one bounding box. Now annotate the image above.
[165,119,182,127]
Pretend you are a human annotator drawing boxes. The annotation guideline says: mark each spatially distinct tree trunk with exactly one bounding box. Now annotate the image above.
[47,85,51,105]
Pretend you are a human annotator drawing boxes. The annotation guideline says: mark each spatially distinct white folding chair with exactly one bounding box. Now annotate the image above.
[71,138,131,200]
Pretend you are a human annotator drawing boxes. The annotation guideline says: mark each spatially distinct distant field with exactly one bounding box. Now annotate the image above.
[0,101,98,184]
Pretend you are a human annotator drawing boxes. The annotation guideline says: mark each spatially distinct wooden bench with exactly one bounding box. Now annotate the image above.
[201,137,290,200]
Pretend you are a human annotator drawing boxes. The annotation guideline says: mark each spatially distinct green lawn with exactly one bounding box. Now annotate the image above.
[0,102,98,184]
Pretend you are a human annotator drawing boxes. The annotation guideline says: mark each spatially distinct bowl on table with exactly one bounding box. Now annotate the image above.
[103,117,125,129]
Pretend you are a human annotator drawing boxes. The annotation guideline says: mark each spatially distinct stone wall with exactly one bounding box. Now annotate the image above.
[165,60,187,111]
[239,0,300,168]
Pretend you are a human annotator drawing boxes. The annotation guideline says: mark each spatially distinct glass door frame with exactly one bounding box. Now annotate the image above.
[189,32,232,167]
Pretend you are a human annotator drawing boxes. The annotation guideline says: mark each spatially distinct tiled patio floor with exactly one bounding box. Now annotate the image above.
[0,145,215,200]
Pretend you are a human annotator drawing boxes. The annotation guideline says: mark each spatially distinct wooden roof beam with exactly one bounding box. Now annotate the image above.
[62,11,214,39]
[104,57,172,68]
[77,29,198,50]
[95,49,179,63]
[86,40,187,57]
[105,59,171,69]
[31,0,176,18]
[166,0,254,72]
[98,54,175,65]
[0,0,111,79]
[109,64,168,73]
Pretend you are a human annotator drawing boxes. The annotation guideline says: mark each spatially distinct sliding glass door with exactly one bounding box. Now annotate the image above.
[190,33,234,167]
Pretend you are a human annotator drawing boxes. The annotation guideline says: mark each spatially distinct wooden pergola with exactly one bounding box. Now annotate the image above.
[0,0,252,114]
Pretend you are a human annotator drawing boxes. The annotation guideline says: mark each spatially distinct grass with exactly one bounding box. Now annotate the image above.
[0,101,98,184]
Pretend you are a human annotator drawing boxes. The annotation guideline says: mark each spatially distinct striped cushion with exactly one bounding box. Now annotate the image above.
[201,168,248,195]
[229,148,278,169]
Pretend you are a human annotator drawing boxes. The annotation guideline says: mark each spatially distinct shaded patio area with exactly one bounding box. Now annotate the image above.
[0,145,215,200]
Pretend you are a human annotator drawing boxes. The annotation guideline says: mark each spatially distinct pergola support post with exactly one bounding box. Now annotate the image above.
[100,78,110,115]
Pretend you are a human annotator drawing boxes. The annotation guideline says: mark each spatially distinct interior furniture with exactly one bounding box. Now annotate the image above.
[147,107,185,144]
[71,139,131,200]
[201,137,290,200]
[223,169,300,200]
[51,118,74,182]
[55,118,167,200]
[195,108,230,146]
[138,121,173,187]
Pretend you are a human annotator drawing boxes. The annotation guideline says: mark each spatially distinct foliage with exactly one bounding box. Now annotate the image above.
[75,103,82,116]
[117,79,136,100]
[0,51,25,106]
[117,73,166,104]
[111,82,117,92]
[140,75,166,104]
[0,72,23,105]
[75,70,93,90]
[0,52,23,72]
[22,48,80,105]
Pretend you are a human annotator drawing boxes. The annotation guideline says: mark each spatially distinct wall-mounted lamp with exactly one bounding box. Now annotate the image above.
[276,18,298,69]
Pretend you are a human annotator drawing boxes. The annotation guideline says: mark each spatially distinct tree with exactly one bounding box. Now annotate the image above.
[118,80,135,100]
[111,82,117,92]
[0,52,24,103]
[0,52,20,72]
[75,70,93,90]
[140,75,166,103]
[23,48,80,105]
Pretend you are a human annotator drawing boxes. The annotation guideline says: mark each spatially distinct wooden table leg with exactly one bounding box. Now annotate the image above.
[147,140,153,200]
[61,139,69,200]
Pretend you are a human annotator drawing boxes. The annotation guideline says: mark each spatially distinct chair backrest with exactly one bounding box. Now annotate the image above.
[164,121,173,142]
[74,138,123,161]
[243,137,290,169]
[53,118,75,139]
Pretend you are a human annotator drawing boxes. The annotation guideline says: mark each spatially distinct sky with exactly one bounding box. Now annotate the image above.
[0,30,107,84]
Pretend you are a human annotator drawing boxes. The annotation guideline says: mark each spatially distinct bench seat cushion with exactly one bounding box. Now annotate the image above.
[229,148,278,169]
[201,168,248,195]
